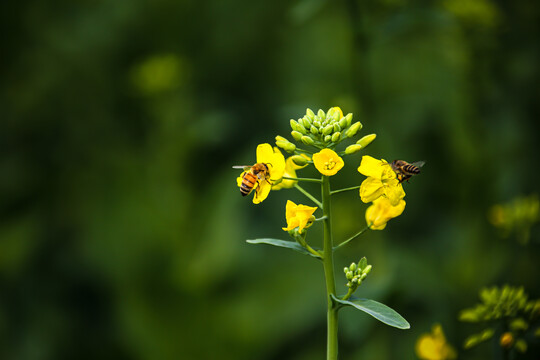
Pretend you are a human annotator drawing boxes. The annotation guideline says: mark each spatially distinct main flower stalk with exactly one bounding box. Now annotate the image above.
[322,175,338,360]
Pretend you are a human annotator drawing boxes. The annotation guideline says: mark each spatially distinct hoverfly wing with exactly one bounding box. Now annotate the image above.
[411,161,425,168]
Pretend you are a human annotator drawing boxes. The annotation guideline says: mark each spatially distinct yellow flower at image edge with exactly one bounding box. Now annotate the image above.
[272,154,310,190]
[358,155,405,206]
[236,143,286,204]
[313,149,344,176]
[282,200,317,233]
[416,324,457,360]
[365,197,406,230]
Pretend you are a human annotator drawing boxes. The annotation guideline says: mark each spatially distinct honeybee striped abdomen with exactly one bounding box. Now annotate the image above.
[390,160,425,183]
[240,172,257,196]
[402,163,421,175]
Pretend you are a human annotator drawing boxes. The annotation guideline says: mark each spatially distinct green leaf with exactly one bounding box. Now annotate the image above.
[246,238,321,259]
[332,295,410,329]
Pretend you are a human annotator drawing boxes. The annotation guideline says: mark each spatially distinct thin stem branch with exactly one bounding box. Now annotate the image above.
[315,216,328,222]
[295,147,315,154]
[295,235,323,259]
[294,184,323,208]
[341,288,354,301]
[334,225,370,250]
[330,185,361,195]
[283,176,322,183]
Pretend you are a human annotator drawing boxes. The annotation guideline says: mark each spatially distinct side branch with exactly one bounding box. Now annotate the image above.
[330,185,361,195]
[294,184,323,208]
[334,225,370,250]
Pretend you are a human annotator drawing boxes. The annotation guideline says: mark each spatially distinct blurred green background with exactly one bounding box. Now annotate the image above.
[1,0,539,359]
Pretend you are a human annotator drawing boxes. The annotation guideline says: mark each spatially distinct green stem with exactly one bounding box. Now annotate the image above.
[295,147,315,154]
[330,185,361,195]
[321,176,338,360]
[295,235,323,259]
[342,287,354,301]
[334,225,370,250]
[294,184,323,208]
[283,176,322,183]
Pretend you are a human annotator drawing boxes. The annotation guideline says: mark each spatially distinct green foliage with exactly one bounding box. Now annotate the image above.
[246,238,321,259]
[331,295,410,330]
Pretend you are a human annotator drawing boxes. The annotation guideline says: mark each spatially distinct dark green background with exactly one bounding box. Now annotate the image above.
[1,0,539,359]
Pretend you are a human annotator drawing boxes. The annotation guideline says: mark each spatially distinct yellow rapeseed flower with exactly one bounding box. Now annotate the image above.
[358,155,405,206]
[365,197,406,230]
[313,149,344,176]
[415,324,457,360]
[272,154,310,190]
[282,200,317,233]
[236,143,286,204]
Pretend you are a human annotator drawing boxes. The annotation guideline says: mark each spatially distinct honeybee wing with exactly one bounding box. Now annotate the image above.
[411,161,426,168]
[232,165,252,171]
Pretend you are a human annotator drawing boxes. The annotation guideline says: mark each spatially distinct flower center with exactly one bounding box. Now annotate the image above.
[324,158,337,170]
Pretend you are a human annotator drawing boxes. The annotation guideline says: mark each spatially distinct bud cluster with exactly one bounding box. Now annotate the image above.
[460,285,540,353]
[288,108,362,149]
[343,257,372,290]
[459,286,539,323]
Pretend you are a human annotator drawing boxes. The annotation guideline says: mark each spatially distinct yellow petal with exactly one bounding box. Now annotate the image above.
[358,156,385,178]
[359,177,385,203]
[384,180,406,206]
[253,180,271,204]
[366,198,406,230]
[256,143,274,164]
[269,147,286,181]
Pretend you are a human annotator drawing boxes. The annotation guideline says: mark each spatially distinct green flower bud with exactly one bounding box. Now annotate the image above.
[301,135,315,146]
[291,155,309,166]
[345,121,363,138]
[344,113,353,127]
[349,262,357,271]
[322,124,334,136]
[291,130,303,141]
[515,339,527,353]
[346,271,353,280]
[290,119,298,131]
[351,277,358,284]
[301,117,311,129]
[346,281,352,288]
[364,264,372,274]
[306,108,315,119]
[333,123,341,133]
[339,117,348,128]
[324,135,331,142]
[343,267,349,273]
[276,140,296,153]
[310,126,319,135]
[276,135,287,142]
[296,123,307,134]
[313,120,321,128]
[360,273,367,280]
[317,109,326,119]
[331,132,341,143]
[345,144,363,155]
[356,134,376,148]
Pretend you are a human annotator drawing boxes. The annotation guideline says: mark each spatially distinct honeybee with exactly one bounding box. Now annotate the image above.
[233,163,272,197]
[390,160,425,183]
